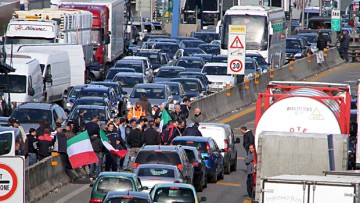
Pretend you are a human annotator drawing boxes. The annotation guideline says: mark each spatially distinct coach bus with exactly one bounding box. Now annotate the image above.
[220,6,287,68]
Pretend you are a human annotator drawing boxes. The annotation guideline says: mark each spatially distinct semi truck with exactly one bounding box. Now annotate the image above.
[261,175,360,203]
[254,81,352,202]
[52,0,126,78]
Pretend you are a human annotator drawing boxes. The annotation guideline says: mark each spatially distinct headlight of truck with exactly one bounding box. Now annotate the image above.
[294,53,303,58]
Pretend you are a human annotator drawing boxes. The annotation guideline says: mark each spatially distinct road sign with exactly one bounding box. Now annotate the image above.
[227,25,246,75]
[331,9,341,31]
[0,157,24,203]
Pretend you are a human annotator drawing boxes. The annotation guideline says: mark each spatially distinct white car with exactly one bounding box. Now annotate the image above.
[201,63,237,92]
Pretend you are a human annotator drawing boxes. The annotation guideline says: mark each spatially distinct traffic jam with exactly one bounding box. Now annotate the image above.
[0,0,359,202]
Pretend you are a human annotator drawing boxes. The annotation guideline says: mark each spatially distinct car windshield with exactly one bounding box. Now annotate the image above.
[156,69,183,78]
[286,40,301,49]
[12,109,52,124]
[79,91,108,98]
[248,56,267,65]
[105,197,149,203]
[113,76,143,88]
[115,62,143,73]
[106,69,135,80]
[183,49,205,56]
[138,167,175,178]
[135,151,181,165]
[172,140,207,153]
[153,44,179,53]
[70,108,107,122]
[194,33,220,43]
[96,177,133,193]
[167,85,180,95]
[0,75,26,93]
[176,60,202,69]
[153,188,195,203]
[202,66,227,75]
[245,61,256,70]
[172,80,199,91]
[130,87,165,99]
[69,87,82,98]
[299,35,317,43]
[199,46,220,55]
[137,53,160,64]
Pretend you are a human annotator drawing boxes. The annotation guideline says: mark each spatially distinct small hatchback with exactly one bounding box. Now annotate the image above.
[150,183,207,203]
[89,172,146,203]
[102,191,153,203]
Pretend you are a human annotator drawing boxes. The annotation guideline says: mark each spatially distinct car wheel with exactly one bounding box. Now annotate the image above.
[218,167,224,180]
[209,172,217,183]
[224,161,231,174]
[231,154,237,171]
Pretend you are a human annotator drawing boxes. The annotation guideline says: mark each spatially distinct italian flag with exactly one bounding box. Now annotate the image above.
[67,131,99,169]
[159,108,172,132]
[100,129,128,158]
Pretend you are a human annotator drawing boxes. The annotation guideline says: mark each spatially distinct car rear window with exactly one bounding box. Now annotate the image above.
[172,140,207,153]
[106,197,149,203]
[153,187,195,203]
[137,167,175,178]
[184,149,197,163]
[135,151,181,165]
[96,177,133,193]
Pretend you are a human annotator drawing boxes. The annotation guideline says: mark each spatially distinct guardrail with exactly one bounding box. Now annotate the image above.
[189,47,344,122]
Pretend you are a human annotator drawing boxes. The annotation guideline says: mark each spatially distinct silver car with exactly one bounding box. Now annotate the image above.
[135,164,186,193]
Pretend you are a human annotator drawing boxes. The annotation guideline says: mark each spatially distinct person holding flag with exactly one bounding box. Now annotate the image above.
[104,123,120,172]
[159,103,172,132]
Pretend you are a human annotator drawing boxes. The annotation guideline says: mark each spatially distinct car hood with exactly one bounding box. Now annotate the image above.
[206,75,234,83]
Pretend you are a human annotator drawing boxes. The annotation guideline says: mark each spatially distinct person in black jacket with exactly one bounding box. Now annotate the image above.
[89,120,103,180]
[73,109,86,134]
[53,126,67,154]
[183,122,202,137]
[142,121,161,145]
[317,32,327,51]
[105,123,120,172]
[339,30,351,62]
[241,126,254,155]
[25,128,38,166]
[180,98,191,119]
[86,115,100,138]
[127,124,143,169]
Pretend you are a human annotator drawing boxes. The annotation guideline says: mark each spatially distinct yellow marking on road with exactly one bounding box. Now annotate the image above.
[243,199,252,203]
[237,156,245,160]
[216,182,241,187]
[218,63,359,124]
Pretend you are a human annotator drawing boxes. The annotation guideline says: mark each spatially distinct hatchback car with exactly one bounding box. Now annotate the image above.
[68,105,111,125]
[285,37,308,63]
[192,53,213,63]
[112,73,147,97]
[77,85,118,111]
[244,57,263,80]
[170,78,206,102]
[153,66,185,83]
[246,53,269,72]
[64,84,88,111]
[123,56,154,82]
[10,103,67,132]
[198,44,220,55]
[104,67,136,81]
[70,97,115,117]
[201,63,238,92]
[133,145,194,184]
[175,56,205,72]
[197,123,241,174]
[182,146,207,192]
[172,48,206,63]
[152,42,180,59]
[136,49,170,71]
[127,83,173,110]
[171,136,224,183]
[136,164,188,193]
[150,183,207,203]
[154,81,186,110]
[102,191,153,203]
[90,172,146,203]
[178,72,211,94]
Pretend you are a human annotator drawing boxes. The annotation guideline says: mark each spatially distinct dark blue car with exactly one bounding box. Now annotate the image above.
[171,136,224,183]
[170,78,206,102]
[285,37,307,63]
[177,72,211,94]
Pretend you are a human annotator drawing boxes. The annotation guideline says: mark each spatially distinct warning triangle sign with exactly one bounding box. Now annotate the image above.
[230,36,244,49]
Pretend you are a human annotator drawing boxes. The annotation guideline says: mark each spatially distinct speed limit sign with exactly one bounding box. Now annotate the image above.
[227,25,246,75]
[229,59,243,72]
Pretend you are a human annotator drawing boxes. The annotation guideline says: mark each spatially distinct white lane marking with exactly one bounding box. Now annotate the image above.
[54,184,90,203]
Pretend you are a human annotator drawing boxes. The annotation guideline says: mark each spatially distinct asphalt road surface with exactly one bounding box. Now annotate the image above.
[38,62,360,203]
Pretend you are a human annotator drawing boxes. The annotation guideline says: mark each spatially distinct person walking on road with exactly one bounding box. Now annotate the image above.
[74,109,86,134]
[136,93,152,117]
[339,30,351,62]
[241,126,254,154]
[127,124,143,169]
[183,122,202,137]
[244,144,255,199]
[180,98,191,119]
[105,123,120,172]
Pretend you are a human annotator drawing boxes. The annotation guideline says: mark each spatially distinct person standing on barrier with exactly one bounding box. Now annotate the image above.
[339,30,350,62]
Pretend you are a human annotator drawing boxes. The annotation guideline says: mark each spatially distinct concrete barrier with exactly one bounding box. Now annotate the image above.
[189,47,344,122]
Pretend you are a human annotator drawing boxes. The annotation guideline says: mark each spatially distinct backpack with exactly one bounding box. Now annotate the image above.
[161,126,174,145]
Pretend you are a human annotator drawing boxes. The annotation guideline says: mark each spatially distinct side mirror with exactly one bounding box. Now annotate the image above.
[235,137,241,144]
[28,87,35,96]
[45,74,52,83]
[200,197,207,202]
[89,183,94,187]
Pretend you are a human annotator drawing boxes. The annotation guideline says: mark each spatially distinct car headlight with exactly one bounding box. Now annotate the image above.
[66,102,73,108]
[294,53,303,58]
[127,101,133,109]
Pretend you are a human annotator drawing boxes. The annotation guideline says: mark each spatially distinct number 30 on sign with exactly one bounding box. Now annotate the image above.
[229,59,243,73]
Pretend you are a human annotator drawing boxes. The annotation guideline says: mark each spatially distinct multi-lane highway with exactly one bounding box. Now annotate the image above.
[37,62,360,203]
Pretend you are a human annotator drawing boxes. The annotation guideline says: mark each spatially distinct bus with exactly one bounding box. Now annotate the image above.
[220,6,287,68]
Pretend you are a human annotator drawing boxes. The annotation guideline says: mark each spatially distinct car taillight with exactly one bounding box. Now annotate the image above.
[192,162,198,167]
[133,162,139,169]
[224,139,229,152]
[177,164,183,170]
[206,143,211,155]
[90,198,103,203]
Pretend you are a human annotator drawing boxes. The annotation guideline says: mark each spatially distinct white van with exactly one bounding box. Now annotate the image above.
[1,57,44,106]
[17,44,86,86]
[17,50,71,105]
[201,63,237,93]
